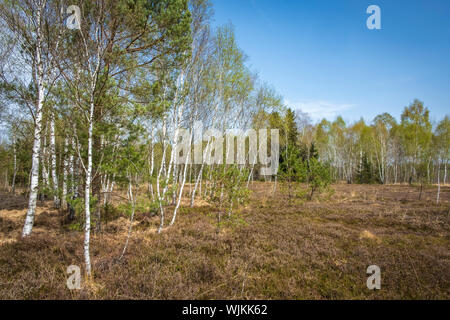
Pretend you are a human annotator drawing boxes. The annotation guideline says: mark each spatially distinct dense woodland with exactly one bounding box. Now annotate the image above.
[0,0,448,277]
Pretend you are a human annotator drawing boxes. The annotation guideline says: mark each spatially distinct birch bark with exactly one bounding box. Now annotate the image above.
[22,2,45,237]
[12,136,17,194]
[436,159,441,204]
[62,137,68,210]
[50,111,60,208]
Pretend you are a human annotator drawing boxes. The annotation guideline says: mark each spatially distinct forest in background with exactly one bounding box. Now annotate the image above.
[0,0,448,279]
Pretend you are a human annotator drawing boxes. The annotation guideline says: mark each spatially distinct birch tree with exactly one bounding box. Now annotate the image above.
[0,0,65,237]
[434,116,449,203]
[57,0,191,274]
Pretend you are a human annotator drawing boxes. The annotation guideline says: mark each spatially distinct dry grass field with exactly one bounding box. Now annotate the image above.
[0,183,449,299]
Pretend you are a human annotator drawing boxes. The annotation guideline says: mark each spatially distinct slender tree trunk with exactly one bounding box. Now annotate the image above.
[22,10,45,237]
[84,101,94,276]
[444,160,447,185]
[109,174,115,198]
[41,125,49,189]
[157,119,168,233]
[160,141,175,222]
[199,172,202,199]
[170,133,192,226]
[12,137,17,194]
[191,163,204,206]
[103,176,109,205]
[188,164,192,198]
[171,163,178,205]
[436,160,441,204]
[4,170,8,190]
[50,111,60,208]
[69,138,75,194]
[62,137,68,210]
[310,186,315,200]
[246,163,255,188]
[191,161,205,207]
[119,179,136,260]
[148,137,154,199]
[394,163,398,184]
[67,138,75,221]
[170,164,187,226]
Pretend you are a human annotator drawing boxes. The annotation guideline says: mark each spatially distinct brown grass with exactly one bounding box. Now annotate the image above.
[0,183,449,299]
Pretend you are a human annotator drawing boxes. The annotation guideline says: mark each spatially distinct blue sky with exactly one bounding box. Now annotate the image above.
[211,0,450,124]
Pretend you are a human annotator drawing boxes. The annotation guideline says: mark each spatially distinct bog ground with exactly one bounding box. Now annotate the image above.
[0,183,449,299]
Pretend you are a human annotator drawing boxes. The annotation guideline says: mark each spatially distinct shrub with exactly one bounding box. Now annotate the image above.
[307,158,331,200]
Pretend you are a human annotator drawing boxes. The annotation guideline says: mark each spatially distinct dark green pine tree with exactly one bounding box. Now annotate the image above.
[285,108,299,147]
[309,142,319,160]
[356,153,380,184]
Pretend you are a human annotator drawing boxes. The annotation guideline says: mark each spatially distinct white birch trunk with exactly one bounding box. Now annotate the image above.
[190,139,212,206]
[50,111,60,208]
[170,133,192,226]
[84,101,94,276]
[62,137,68,210]
[41,125,49,188]
[444,161,447,185]
[191,164,203,206]
[103,176,109,205]
[157,120,168,233]
[246,163,255,188]
[170,73,185,206]
[12,136,17,194]
[22,4,45,237]
[436,159,441,204]
[148,132,155,199]
[69,137,75,195]
[109,176,115,195]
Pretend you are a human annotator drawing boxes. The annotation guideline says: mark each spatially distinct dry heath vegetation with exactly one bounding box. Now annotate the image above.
[0,182,448,299]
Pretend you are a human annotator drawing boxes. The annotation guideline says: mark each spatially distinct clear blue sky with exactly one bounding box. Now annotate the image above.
[211,0,450,124]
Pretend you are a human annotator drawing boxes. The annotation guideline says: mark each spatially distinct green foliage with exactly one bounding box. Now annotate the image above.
[117,196,158,218]
[309,142,319,160]
[66,195,87,231]
[355,154,380,184]
[434,116,450,161]
[400,99,432,166]
[279,145,307,183]
[207,165,250,221]
[65,194,98,231]
[278,144,332,200]
[307,158,332,200]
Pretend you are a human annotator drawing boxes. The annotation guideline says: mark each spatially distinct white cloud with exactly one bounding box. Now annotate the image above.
[284,99,355,122]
